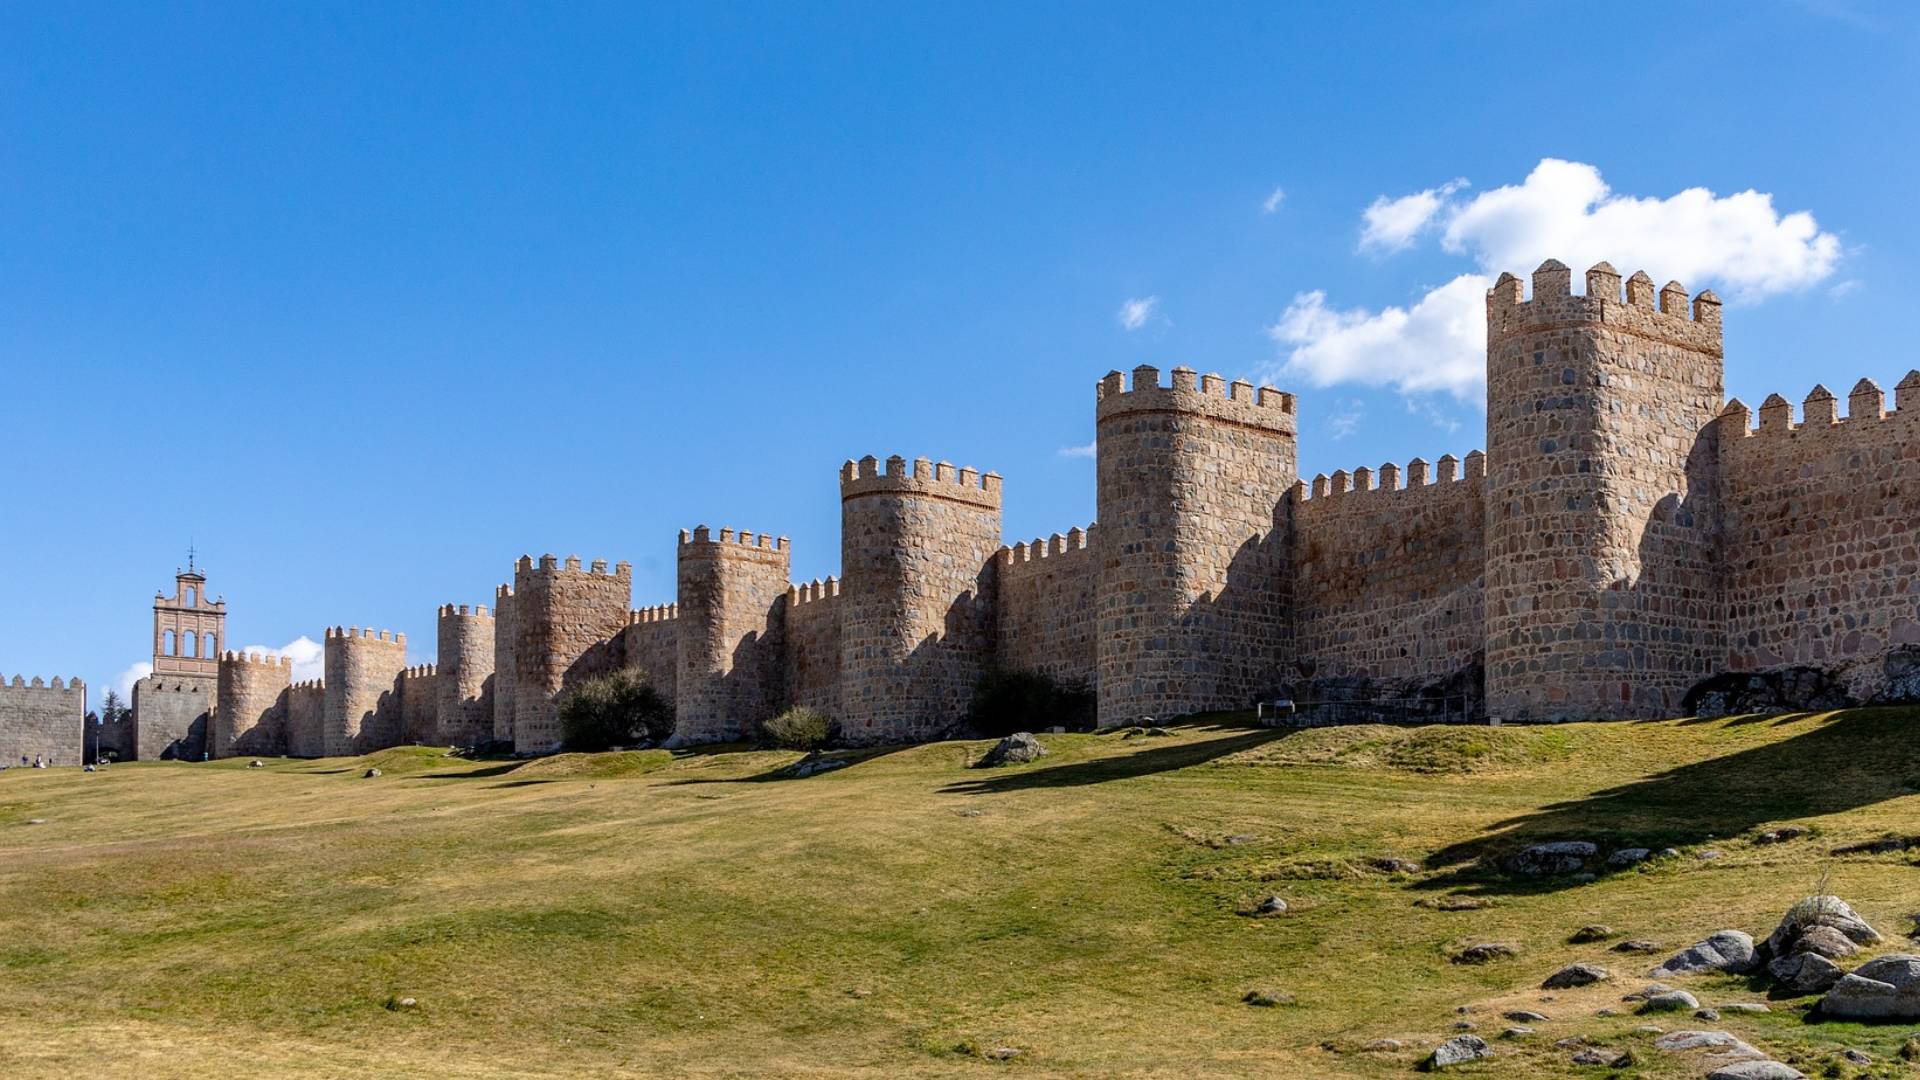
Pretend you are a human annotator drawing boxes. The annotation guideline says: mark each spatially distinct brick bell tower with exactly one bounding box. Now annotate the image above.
[152,552,226,677]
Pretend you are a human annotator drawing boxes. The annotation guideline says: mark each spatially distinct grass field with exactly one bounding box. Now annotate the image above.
[2,710,1918,1077]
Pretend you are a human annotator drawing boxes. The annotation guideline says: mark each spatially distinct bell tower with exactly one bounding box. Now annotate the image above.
[152,551,227,677]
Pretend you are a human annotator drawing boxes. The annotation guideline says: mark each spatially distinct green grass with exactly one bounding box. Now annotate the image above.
[2,709,1919,1077]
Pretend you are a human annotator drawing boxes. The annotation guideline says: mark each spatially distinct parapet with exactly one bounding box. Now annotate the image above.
[2,674,82,692]
[785,577,842,605]
[1293,450,1485,503]
[1719,371,1920,441]
[628,603,680,625]
[838,454,1002,510]
[325,626,408,648]
[999,524,1096,569]
[437,603,495,619]
[219,651,294,670]
[400,663,438,679]
[1487,259,1722,355]
[676,525,793,563]
[514,554,633,580]
[1094,365,1298,435]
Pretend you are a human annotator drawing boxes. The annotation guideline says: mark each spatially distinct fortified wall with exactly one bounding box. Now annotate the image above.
[0,676,85,766]
[62,254,1920,769]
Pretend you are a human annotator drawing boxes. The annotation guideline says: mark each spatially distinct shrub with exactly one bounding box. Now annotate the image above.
[761,706,836,750]
[557,670,673,752]
[965,667,1096,738]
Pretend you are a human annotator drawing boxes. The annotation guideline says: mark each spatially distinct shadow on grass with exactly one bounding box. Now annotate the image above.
[939,720,1286,795]
[416,761,530,780]
[1419,707,1920,895]
[660,744,910,785]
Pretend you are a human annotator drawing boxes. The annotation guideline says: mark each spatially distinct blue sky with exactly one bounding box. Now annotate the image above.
[3,2,1915,702]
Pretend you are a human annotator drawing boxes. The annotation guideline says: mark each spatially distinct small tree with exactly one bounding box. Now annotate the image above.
[98,690,130,726]
[760,706,836,751]
[965,667,1096,737]
[557,670,673,752]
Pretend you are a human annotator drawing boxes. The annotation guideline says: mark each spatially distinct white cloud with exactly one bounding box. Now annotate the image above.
[111,661,152,703]
[240,635,325,683]
[1261,186,1286,215]
[1326,398,1365,440]
[1117,295,1160,331]
[1280,159,1843,398]
[1057,441,1097,459]
[1268,273,1491,400]
[1359,178,1466,252]
[1829,279,1862,299]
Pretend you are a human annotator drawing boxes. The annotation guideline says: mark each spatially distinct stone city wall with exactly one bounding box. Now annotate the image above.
[618,604,679,702]
[491,584,517,744]
[783,580,840,716]
[398,664,440,744]
[1288,454,1486,715]
[509,555,632,754]
[0,675,84,766]
[322,627,407,756]
[673,528,790,744]
[994,526,1098,688]
[213,651,291,758]
[132,674,213,760]
[1718,375,1920,698]
[286,681,325,758]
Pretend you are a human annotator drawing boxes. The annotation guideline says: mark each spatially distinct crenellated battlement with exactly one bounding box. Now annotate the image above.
[1293,450,1486,502]
[400,663,438,679]
[1094,364,1297,433]
[513,554,634,579]
[1487,259,1723,355]
[785,578,840,605]
[4,674,83,691]
[290,679,324,691]
[325,626,407,647]
[999,524,1096,569]
[628,603,680,624]
[1720,371,1920,440]
[838,455,1002,508]
[676,526,792,560]
[219,650,293,669]
[438,602,494,619]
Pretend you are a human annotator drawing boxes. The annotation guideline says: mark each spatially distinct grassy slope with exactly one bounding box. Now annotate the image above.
[0,711,1917,1078]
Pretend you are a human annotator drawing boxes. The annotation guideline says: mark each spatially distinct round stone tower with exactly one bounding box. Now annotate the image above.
[213,651,291,758]
[838,455,1002,745]
[436,603,496,747]
[322,627,407,756]
[1093,365,1298,725]
[672,526,791,745]
[1484,260,1725,721]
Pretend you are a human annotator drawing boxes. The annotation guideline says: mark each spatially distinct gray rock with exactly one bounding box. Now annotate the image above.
[975,732,1047,767]
[363,767,382,778]
[1504,841,1598,876]
[784,754,850,778]
[1720,1002,1769,1013]
[1656,847,1681,858]
[1453,942,1518,965]
[1241,988,1293,1007]
[1250,894,1289,917]
[1607,848,1651,867]
[1451,1020,1476,1032]
[1767,951,1843,995]
[1570,872,1597,884]
[1819,953,1920,1020]
[1697,848,1725,860]
[1361,1039,1402,1052]
[1543,963,1610,989]
[1633,1025,1665,1036]
[1502,1010,1549,1022]
[24,818,46,825]
[1569,924,1614,943]
[1624,981,1675,1001]
[1763,895,1882,959]
[1651,930,1757,977]
[1789,924,1858,960]
[1613,939,1662,953]
[1753,825,1808,845]
[247,760,265,768]
[1424,1035,1490,1069]
[1501,1026,1532,1039]
[1371,857,1420,873]
[1569,1049,1612,1065]
[1652,1030,1764,1060]
[1705,1064,1804,1080]
[1841,1048,1871,1064]
[1638,990,1701,1013]
[983,1047,1021,1061]
[1695,1007,1721,1020]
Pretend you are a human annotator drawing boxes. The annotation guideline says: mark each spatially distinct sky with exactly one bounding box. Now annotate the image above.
[3,2,1916,705]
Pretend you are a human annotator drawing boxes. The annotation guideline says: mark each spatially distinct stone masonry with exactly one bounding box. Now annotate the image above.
[0,675,85,766]
[66,255,1920,765]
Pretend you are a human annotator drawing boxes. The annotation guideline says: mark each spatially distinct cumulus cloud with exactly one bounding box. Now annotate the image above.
[1268,274,1490,400]
[111,661,152,703]
[1057,441,1097,459]
[1117,295,1160,331]
[1278,159,1842,398]
[1261,186,1286,215]
[239,635,325,683]
[1359,178,1466,252]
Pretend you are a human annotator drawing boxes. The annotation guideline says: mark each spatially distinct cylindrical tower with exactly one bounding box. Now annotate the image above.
[1484,260,1725,721]
[671,527,791,745]
[838,455,1002,745]
[436,603,496,747]
[1094,365,1298,725]
[212,651,291,758]
[322,627,407,756]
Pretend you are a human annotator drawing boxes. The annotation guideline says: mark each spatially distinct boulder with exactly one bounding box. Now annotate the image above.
[1607,848,1651,867]
[1639,990,1701,1013]
[1502,1010,1549,1023]
[1250,895,1288,917]
[1652,1030,1765,1062]
[1452,942,1518,965]
[1542,962,1610,989]
[363,767,382,778]
[1501,1026,1532,1039]
[1705,1064,1804,1080]
[1790,924,1857,960]
[1504,841,1597,876]
[1361,1039,1402,1052]
[1767,952,1843,996]
[1651,930,1757,977]
[1819,954,1920,1020]
[1422,1035,1490,1070]
[1763,896,1881,959]
[1613,939,1662,954]
[1568,925,1614,944]
[974,733,1046,768]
